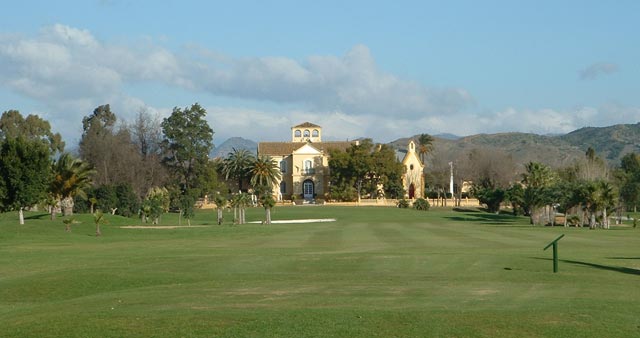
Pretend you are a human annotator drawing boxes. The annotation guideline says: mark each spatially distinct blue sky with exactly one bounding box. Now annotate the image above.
[1,0,638,146]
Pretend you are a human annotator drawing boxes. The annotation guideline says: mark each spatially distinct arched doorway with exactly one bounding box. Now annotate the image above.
[409,183,415,199]
[303,179,314,200]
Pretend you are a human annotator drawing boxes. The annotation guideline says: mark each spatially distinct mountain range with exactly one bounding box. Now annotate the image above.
[213,123,640,167]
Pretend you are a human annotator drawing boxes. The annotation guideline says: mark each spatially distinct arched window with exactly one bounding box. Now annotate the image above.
[280,181,286,194]
[312,129,319,137]
[410,164,414,170]
[280,160,287,173]
[304,160,313,174]
[295,130,301,137]
[303,130,310,137]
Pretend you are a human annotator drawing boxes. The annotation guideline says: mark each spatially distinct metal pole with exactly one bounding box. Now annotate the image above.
[449,162,454,196]
[553,243,558,273]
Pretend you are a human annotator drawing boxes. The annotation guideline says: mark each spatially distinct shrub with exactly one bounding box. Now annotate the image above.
[413,198,430,211]
[474,186,505,214]
[397,198,409,208]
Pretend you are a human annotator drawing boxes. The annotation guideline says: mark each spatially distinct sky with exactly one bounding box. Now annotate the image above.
[1,0,639,147]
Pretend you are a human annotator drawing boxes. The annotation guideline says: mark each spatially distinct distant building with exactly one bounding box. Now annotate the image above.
[258,122,352,201]
[258,122,425,201]
[399,140,425,199]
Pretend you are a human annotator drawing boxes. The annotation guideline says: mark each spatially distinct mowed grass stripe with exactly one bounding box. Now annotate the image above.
[1,207,640,337]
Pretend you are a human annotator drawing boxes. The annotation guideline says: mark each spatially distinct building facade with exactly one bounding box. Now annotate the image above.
[258,122,352,201]
[400,140,425,199]
[258,122,425,201]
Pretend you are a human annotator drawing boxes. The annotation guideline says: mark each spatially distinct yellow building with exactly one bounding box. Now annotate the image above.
[399,140,425,199]
[258,122,425,201]
[258,122,352,201]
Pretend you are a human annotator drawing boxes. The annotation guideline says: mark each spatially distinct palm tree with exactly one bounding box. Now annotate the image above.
[50,153,95,218]
[522,162,556,225]
[213,193,227,225]
[249,155,282,192]
[222,148,255,192]
[582,181,599,229]
[597,180,616,229]
[94,210,107,236]
[230,193,250,224]
[417,134,434,164]
[260,194,276,224]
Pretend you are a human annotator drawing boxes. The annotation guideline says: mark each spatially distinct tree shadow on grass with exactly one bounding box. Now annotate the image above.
[532,257,640,276]
[24,213,51,220]
[452,207,481,213]
[445,211,521,225]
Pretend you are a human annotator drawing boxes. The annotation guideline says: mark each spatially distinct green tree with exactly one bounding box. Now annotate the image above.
[618,153,640,212]
[371,144,406,198]
[161,103,214,200]
[328,139,404,201]
[222,148,255,192]
[0,137,51,224]
[179,194,196,226]
[505,183,525,216]
[474,185,505,214]
[50,153,95,217]
[0,110,65,154]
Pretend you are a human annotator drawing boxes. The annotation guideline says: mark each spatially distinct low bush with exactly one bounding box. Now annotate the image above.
[413,198,430,211]
[397,199,409,208]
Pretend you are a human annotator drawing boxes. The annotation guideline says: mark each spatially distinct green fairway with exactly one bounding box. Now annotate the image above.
[1,207,639,337]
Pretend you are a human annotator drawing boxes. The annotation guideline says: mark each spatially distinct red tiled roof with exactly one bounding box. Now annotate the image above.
[292,122,321,128]
[258,141,354,156]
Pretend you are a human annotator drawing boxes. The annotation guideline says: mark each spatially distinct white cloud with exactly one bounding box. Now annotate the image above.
[0,24,638,147]
[0,24,474,143]
[579,62,618,80]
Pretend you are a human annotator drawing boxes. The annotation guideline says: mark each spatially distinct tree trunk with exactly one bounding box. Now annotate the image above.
[217,208,223,225]
[603,208,609,229]
[19,207,24,225]
[96,224,101,236]
[589,212,596,229]
[265,208,271,224]
[528,208,534,225]
[61,197,74,216]
[563,212,568,227]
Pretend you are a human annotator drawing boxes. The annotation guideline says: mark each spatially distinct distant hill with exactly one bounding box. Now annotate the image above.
[390,122,640,167]
[559,123,640,162]
[211,137,257,159]
[433,133,460,140]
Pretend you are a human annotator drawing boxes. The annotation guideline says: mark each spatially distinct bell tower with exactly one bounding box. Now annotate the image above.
[291,122,322,142]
